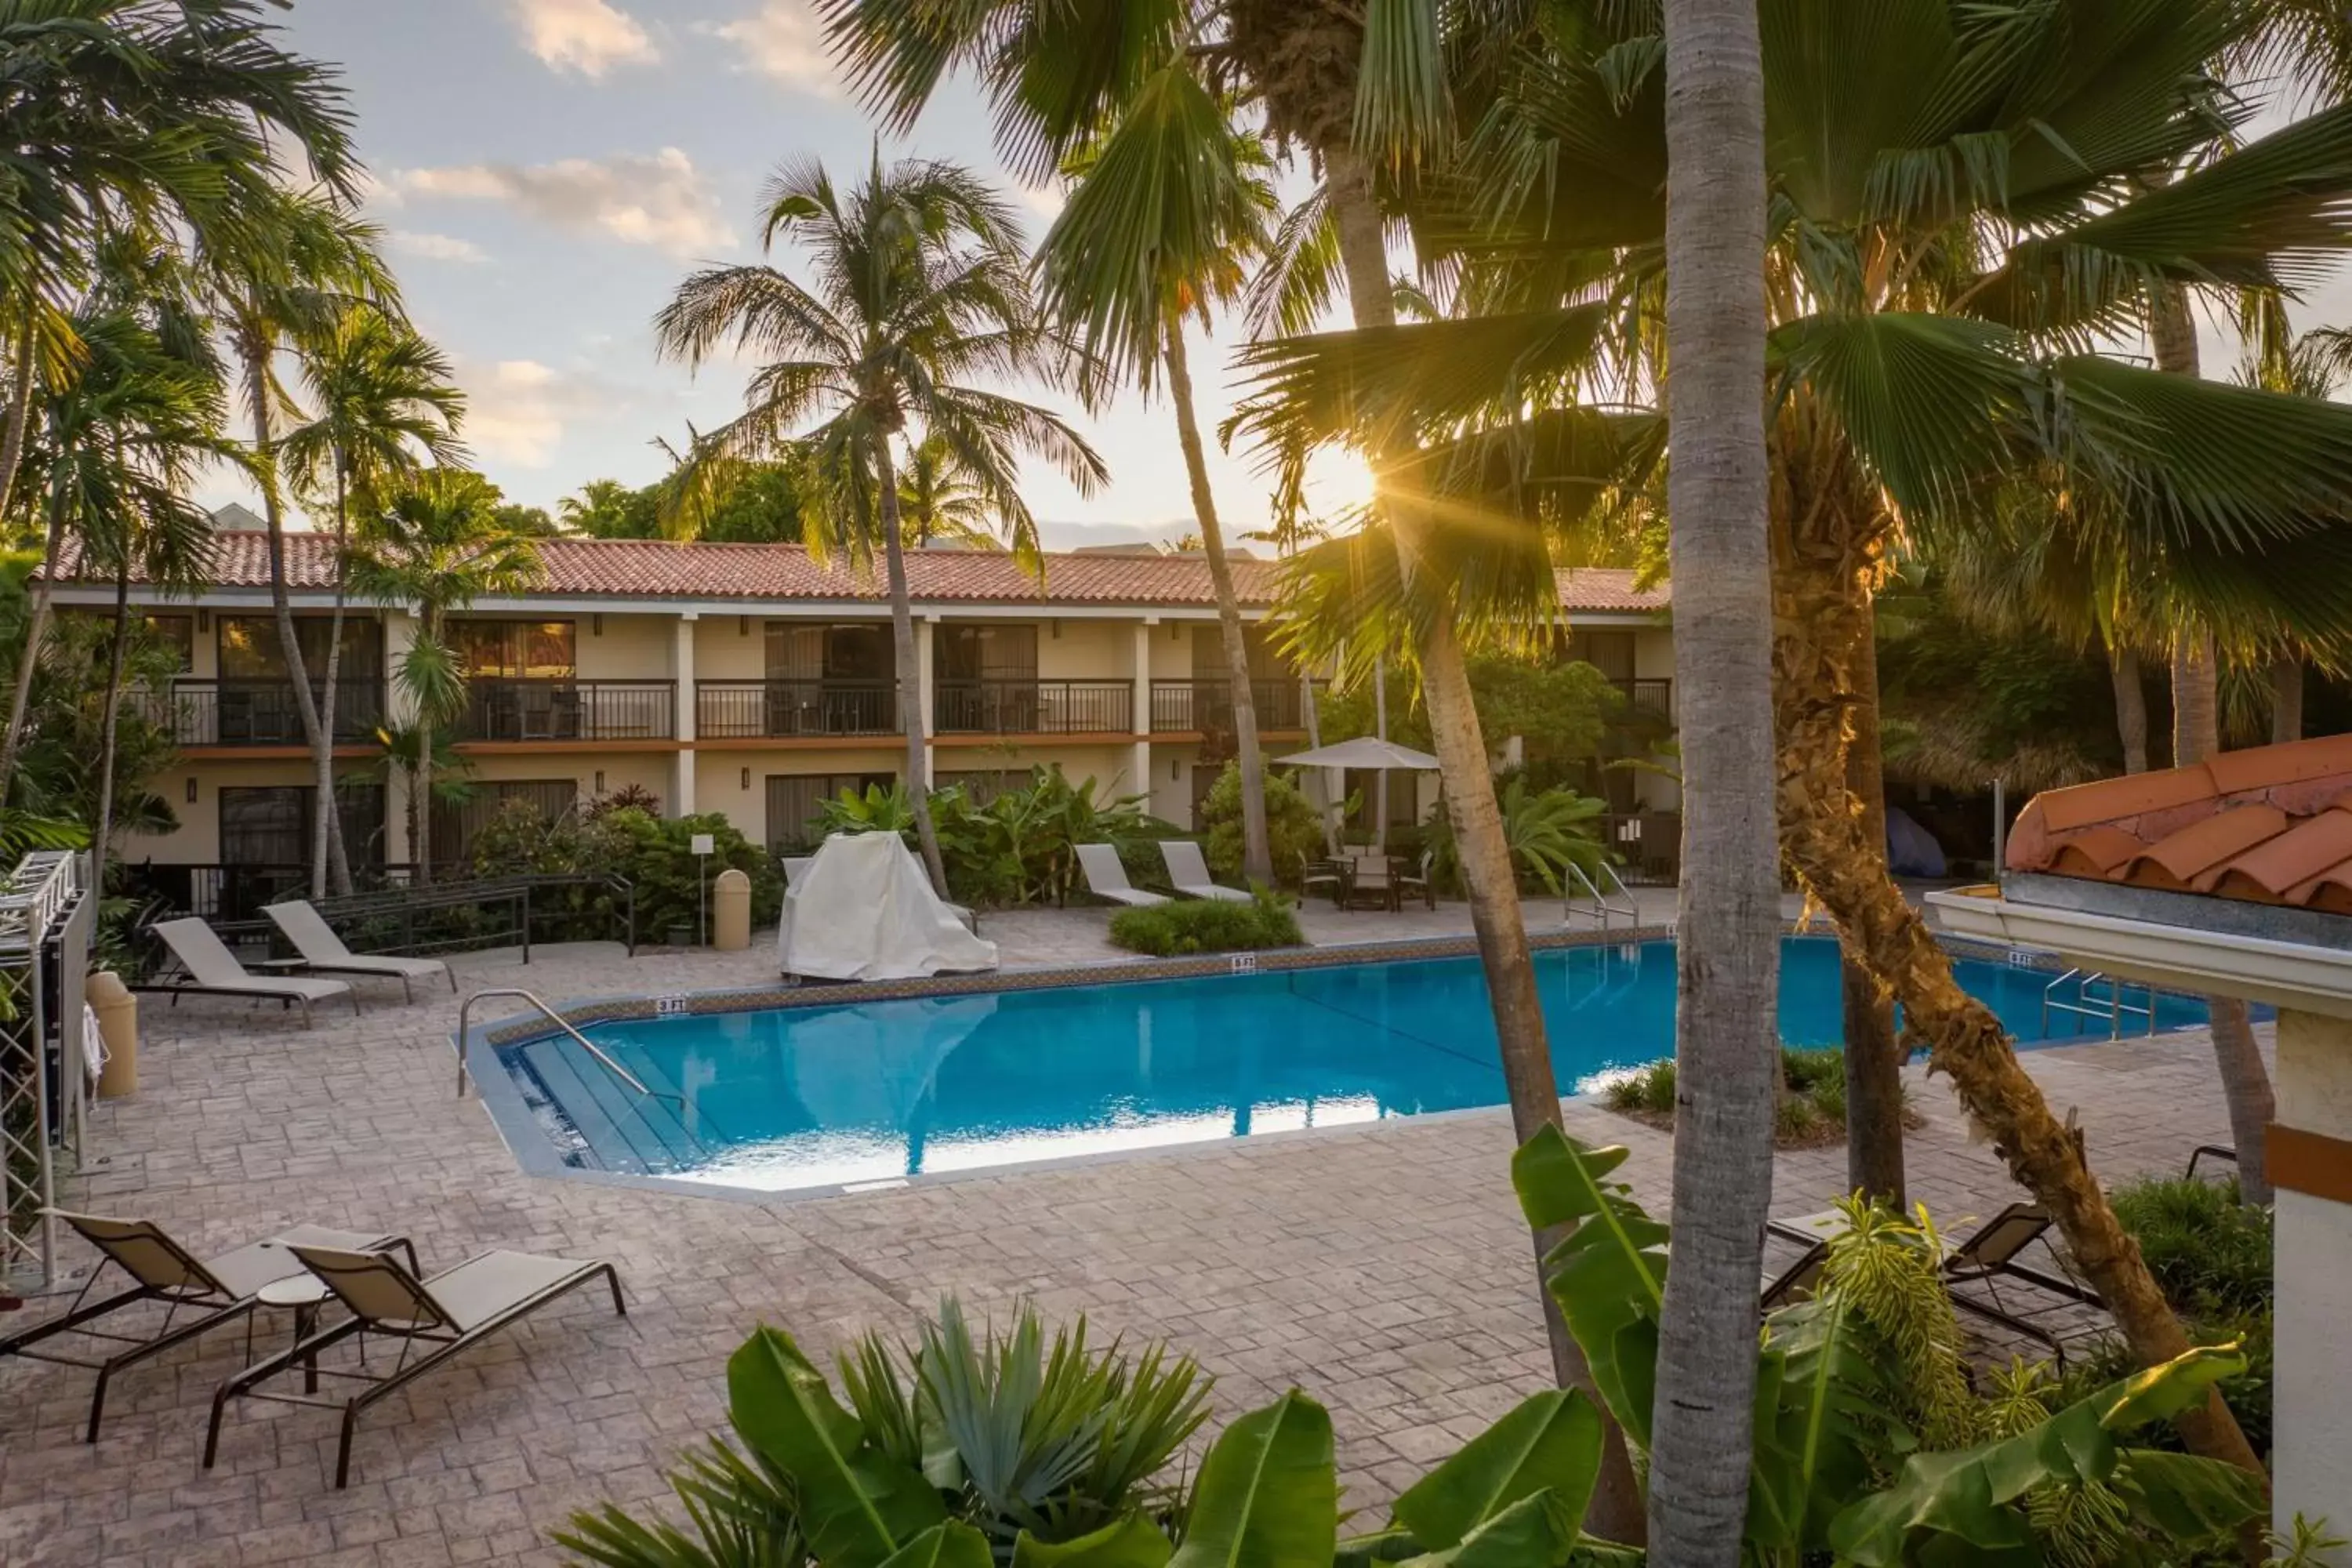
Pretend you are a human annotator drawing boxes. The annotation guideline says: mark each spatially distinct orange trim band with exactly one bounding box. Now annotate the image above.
[2268,1123,2352,1205]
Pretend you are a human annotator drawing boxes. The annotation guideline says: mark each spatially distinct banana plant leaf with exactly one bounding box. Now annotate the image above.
[1169,1392,1337,1568]
[1011,1516,1174,1568]
[1744,1296,1882,1552]
[1392,1390,1604,1551]
[1396,1490,1579,1568]
[877,1524,996,1568]
[1509,1129,1668,1445]
[728,1327,949,1568]
[1826,1345,2259,1566]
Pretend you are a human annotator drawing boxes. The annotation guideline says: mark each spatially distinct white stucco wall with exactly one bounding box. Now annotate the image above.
[2273,1007,2352,1552]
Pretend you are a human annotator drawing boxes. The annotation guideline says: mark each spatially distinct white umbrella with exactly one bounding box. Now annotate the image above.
[1274,736,1442,771]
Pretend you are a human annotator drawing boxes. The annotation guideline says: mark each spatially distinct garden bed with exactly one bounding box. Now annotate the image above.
[1599,1046,1924,1149]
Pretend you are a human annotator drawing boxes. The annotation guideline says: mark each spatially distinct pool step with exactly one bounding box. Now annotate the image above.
[515,1037,702,1174]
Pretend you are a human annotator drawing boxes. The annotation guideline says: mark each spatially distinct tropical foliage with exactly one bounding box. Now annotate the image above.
[1196,761,1324,887]
[813,769,1160,910]
[1107,888,1302,956]
[466,800,783,940]
[1422,779,1610,898]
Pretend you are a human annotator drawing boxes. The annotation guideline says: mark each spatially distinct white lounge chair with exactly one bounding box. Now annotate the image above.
[1075,844,1167,907]
[264,900,452,1002]
[1160,840,1254,903]
[150,917,358,1025]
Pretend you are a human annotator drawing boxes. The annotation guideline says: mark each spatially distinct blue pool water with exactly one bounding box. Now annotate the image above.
[495,938,2212,1192]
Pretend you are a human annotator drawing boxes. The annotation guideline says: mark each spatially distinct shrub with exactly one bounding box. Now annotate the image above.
[594,808,784,939]
[814,768,1158,909]
[1423,776,1611,895]
[1603,1045,1886,1150]
[1198,761,1325,885]
[1107,888,1302,956]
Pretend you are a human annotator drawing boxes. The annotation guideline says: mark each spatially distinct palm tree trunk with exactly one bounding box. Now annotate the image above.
[1651,0,1784,1556]
[0,319,38,524]
[1325,142,1642,1547]
[1165,321,1270,884]
[2153,288,2276,1213]
[2110,644,2149,775]
[413,611,438,886]
[313,462,356,898]
[92,559,133,898]
[2270,655,2303,746]
[0,499,71,804]
[1776,542,2263,1480]
[1840,593,1903,1208]
[243,332,333,818]
[2171,634,2275,1206]
[873,437,950,897]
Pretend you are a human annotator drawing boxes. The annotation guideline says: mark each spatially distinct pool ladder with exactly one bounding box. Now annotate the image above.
[2040,968,2158,1040]
[1563,860,1639,931]
[455,988,712,1156]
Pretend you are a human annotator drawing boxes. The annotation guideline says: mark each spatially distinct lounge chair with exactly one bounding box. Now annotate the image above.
[263,900,452,1002]
[1761,1235,1828,1311]
[149,917,357,1024]
[0,1211,414,1441]
[1076,844,1166,907]
[205,1243,624,1487]
[1159,840,1253,903]
[2187,1144,2238,1182]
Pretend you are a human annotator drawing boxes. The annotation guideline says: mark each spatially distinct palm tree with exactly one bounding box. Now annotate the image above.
[348,470,542,882]
[1227,0,2352,1479]
[1642,0,1781,1556]
[280,304,466,898]
[0,0,356,521]
[895,434,993,546]
[201,186,397,894]
[653,153,1107,897]
[1034,68,1282,884]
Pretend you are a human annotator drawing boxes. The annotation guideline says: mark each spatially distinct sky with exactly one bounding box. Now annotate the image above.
[203,0,1372,550]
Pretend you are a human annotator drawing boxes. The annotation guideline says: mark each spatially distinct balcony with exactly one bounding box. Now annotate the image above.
[1149,678,1316,735]
[1613,678,1674,723]
[696,679,898,739]
[133,678,383,748]
[935,679,1132,735]
[453,678,675,742]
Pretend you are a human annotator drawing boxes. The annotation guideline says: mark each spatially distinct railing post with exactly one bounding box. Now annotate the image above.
[521,884,532,964]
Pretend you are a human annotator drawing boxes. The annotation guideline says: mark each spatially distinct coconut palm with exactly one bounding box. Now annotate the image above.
[348,470,542,882]
[1034,69,1283,884]
[279,304,465,898]
[1227,0,2352,1479]
[895,434,993,546]
[653,153,1107,898]
[0,0,355,521]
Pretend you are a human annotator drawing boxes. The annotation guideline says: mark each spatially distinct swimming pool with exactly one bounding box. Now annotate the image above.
[491,937,2211,1193]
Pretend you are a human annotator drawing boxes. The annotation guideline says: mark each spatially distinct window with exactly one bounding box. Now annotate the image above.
[764,622,895,681]
[765,772,892,852]
[1191,625,1282,679]
[216,615,382,680]
[219,782,387,869]
[451,620,575,678]
[1563,630,1636,684]
[142,613,194,671]
[935,623,1037,681]
[430,779,579,871]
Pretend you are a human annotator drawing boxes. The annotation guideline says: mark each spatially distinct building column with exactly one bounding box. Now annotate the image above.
[916,613,938,785]
[2272,1007,2352,1553]
[1131,619,1155,804]
[383,611,417,862]
[673,615,697,817]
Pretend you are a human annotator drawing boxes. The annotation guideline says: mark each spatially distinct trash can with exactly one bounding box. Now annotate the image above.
[712,868,751,952]
[86,969,138,1099]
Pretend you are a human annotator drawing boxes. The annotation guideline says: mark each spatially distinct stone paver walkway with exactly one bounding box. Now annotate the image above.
[0,921,2242,1567]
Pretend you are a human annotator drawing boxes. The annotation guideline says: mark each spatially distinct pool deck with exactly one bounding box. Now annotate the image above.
[1,903,2247,1566]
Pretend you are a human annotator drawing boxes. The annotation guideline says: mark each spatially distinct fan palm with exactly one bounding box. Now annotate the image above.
[348,470,542,882]
[279,304,465,898]
[653,153,1106,897]
[1034,67,1284,884]
[1227,0,2352,1478]
[0,0,357,521]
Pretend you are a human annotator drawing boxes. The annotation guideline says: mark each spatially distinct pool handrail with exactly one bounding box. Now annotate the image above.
[456,987,676,1113]
[1564,859,1637,931]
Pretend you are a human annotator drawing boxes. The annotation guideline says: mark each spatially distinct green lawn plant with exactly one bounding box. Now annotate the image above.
[814,768,1159,909]
[1106,888,1301,957]
[561,1136,2268,1567]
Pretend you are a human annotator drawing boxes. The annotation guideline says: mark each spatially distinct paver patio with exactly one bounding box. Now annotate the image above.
[0,909,2248,1566]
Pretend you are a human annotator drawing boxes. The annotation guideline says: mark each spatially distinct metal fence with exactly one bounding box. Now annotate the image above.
[1,851,93,1293]
[454,679,676,742]
[934,679,1133,735]
[128,678,382,747]
[696,679,898,738]
[1149,678,1316,733]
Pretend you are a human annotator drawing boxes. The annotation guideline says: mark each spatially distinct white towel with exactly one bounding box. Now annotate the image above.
[82,1002,107,1083]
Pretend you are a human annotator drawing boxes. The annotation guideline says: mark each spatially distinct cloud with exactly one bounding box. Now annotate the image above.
[509,0,658,77]
[390,148,734,256]
[702,0,835,91]
[389,230,488,263]
[1015,183,1065,222]
[462,359,655,470]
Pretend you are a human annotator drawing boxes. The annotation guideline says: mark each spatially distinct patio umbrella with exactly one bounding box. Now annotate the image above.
[1274,738,1442,852]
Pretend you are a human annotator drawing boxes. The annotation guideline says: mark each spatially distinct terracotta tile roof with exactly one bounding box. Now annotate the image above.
[2005,734,2352,915]
[52,532,1670,615]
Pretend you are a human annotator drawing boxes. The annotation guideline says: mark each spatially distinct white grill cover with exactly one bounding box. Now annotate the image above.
[778,831,999,981]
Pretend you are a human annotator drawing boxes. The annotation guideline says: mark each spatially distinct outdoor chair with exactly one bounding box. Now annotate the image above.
[1160,840,1253,903]
[2186,1144,2239,1183]
[1346,854,1401,912]
[147,917,358,1025]
[1299,853,1345,909]
[1076,844,1166,907]
[263,900,452,1002]
[0,1212,414,1442]
[1760,1235,1828,1311]
[205,1243,625,1488]
[1396,849,1437,910]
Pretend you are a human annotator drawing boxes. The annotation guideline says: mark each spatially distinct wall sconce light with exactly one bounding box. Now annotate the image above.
[1169,758,1180,782]
[593,770,606,793]
[739,615,750,636]
[196,610,210,634]
[184,777,198,804]
[740,767,751,789]
[591,614,604,637]
[1170,624,1181,641]
[1050,619,1062,639]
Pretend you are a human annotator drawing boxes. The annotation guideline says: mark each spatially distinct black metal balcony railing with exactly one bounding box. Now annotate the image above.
[130,678,383,748]
[1613,678,1674,722]
[934,678,1133,735]
[1149,677,1315,735]
[453,678,675,742]
[696,679,898,739]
